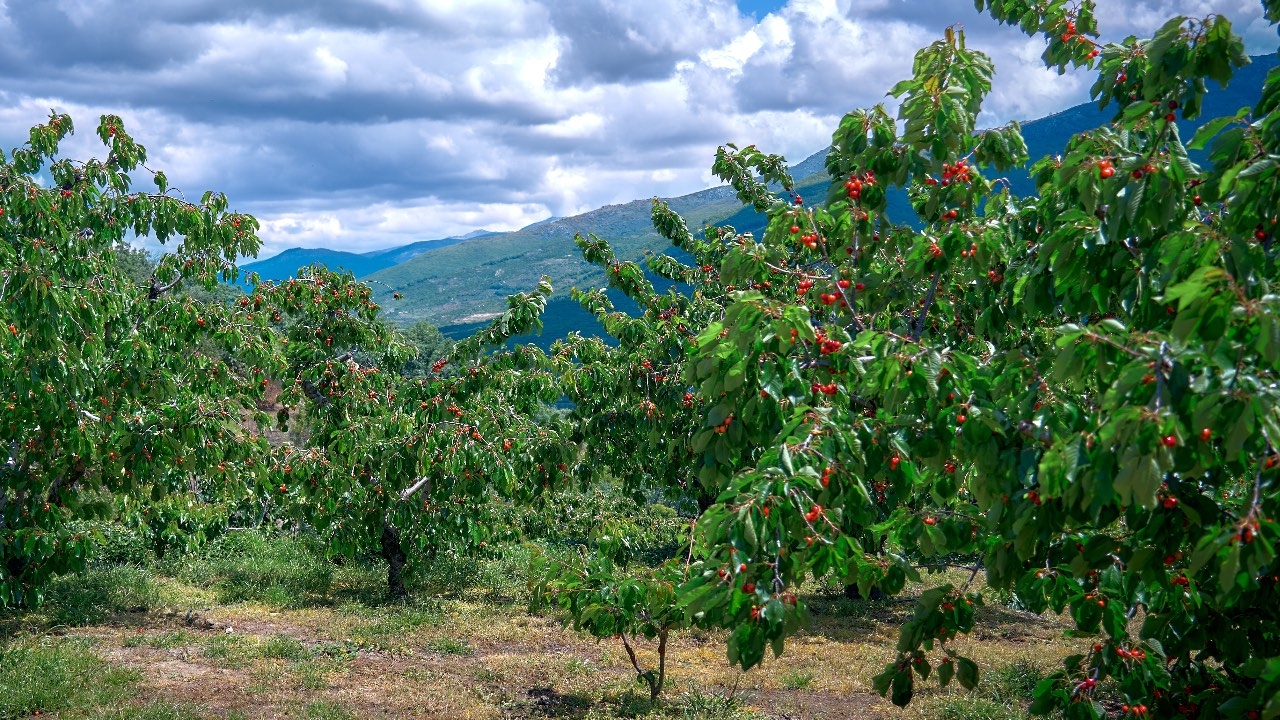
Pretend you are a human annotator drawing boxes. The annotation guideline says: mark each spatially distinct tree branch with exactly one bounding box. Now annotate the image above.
[911,273,942,341]
[401,477,431,501]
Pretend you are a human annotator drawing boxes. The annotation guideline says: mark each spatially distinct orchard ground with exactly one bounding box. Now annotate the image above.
[1,532,1074,720]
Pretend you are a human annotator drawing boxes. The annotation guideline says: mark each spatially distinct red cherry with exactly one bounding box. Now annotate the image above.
[1162,435,1177,448]
[1200,428,1211,442]
[789,225,800,234]
[1162,496,1178,509]
[1193,195,1202,206]
[924,517,937,526]
[742,582,756,593]
[956,413,967,424]
[1100,166,1115,179]
[1132,169,1144,179]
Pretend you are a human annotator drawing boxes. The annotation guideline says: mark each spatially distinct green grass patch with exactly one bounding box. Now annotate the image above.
[425,636,473,656]
[980,660,1045,705]
[293,657,347,690]
[261,634,312,660]
[32,565,161,627]
[0,636,140,718]
[200,632,259,668]
[780,669,815,690]
[167,531,334,608]
[124,629,195,649]
[934,660,1045,720]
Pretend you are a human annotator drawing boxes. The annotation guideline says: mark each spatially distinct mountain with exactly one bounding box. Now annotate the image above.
[239,231,499,286]
[366,185,745,326]
[240,247,397,286]
[360,230,501,266]
[373,53,1278,336]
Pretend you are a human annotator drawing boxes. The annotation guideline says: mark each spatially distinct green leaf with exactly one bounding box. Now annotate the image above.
[937,659,955,688]
[1188,112,1241,150]
[891,668,914,707]
[956,657,979,690]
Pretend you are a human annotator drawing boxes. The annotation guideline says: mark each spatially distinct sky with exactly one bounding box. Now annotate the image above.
[0,0,1276,259]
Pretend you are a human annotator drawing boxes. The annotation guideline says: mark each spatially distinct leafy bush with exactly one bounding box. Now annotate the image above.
[81,521,153,568]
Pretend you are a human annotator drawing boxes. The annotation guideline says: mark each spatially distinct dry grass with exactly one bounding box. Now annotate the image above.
[3,563,1078,720]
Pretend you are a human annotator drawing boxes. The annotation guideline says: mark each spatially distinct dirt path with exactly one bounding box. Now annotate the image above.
[60,600,909,719]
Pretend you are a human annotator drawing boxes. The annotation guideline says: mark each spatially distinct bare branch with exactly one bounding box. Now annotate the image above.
[401,477,431,501]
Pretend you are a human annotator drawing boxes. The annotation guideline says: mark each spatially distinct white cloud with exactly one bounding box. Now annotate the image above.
[0,0,1273,261]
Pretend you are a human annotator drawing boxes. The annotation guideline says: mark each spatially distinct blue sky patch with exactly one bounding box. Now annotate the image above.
[737,0,789,19]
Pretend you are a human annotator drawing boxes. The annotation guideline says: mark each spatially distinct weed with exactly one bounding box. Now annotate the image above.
[425,635,474,656]
[261,633,311,660]
[780,669,815,690]
[672,687,764,720]
[930,660,1045,720]
[340,601,445,652]
[314,639,360,661]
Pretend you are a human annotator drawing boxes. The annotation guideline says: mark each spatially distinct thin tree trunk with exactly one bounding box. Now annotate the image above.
[380,523,407,598]
[654,627,668,700]
[696,489,717,514]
